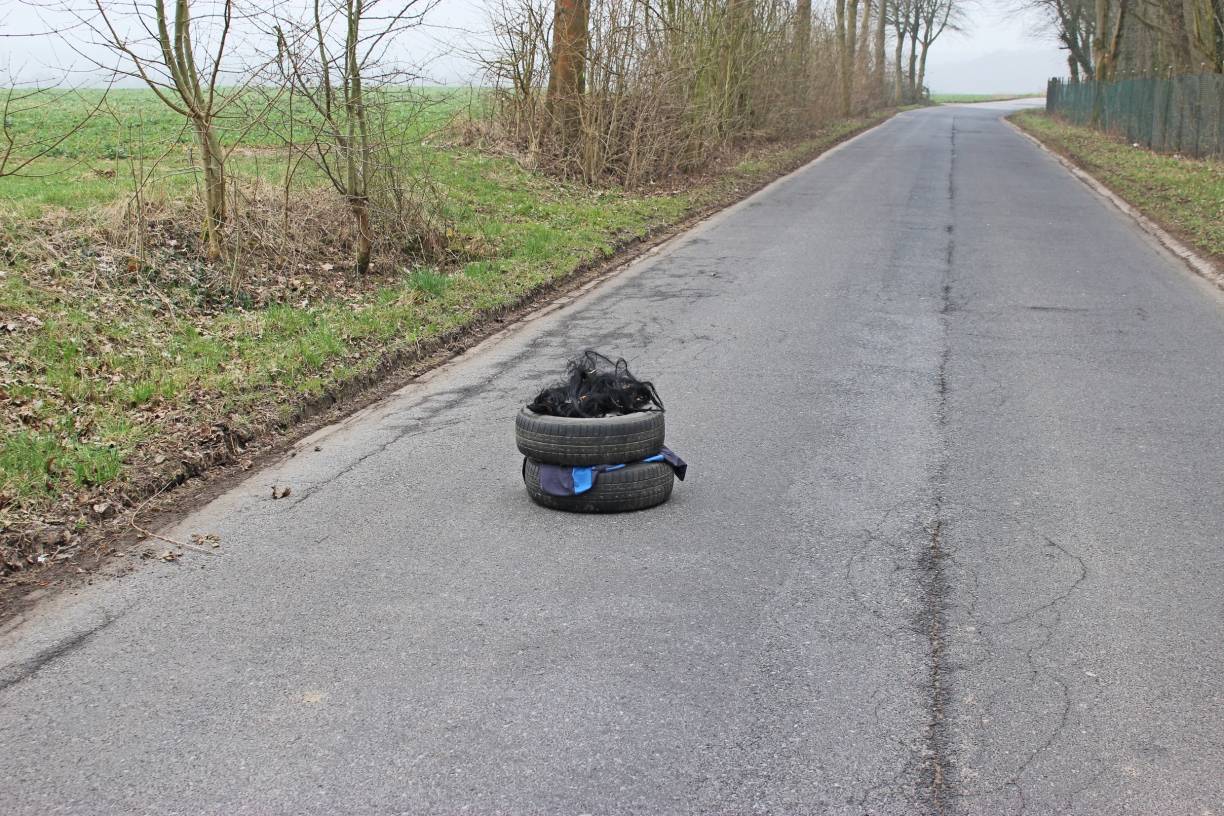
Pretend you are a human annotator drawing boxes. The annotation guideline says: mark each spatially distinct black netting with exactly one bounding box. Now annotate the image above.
[527,351,664,417]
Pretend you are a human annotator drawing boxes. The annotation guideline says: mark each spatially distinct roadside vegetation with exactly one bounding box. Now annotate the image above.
[1011,109,1224,264]
[2,0,969,580]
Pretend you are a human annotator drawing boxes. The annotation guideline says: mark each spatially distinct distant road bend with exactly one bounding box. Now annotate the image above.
[3,100,1223,815]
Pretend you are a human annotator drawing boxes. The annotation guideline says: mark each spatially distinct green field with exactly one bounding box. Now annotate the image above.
[1,87,476,216]
[931,93,1043,104]
[1010,109,1224,263]
[1,87,894,560]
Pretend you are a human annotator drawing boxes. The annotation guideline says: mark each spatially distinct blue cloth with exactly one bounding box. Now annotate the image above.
[532,446,687,497]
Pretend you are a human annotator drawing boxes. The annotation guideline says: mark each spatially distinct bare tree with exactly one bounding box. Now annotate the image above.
[888,0,920,99]
[272,0,436,274]
[890,0,910,100]
[1028,0,1096,79]
[483,0,551,154]
[914,0,964,96]
[835,0,861,113]
[79,0,246,261]
[1020,0,1221,77]
[484,0,867,185]
[857,0,875,84]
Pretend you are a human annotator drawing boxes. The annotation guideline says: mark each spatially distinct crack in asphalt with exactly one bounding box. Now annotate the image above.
[922,115,958,815]
[931,112,1100,814]
[972,532,1096,814]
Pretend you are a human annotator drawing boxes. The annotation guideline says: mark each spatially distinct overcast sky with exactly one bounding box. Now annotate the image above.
[2,0,1065,94]
[923,1,1066,93]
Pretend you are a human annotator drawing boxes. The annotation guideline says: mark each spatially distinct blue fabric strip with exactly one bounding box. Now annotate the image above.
[572,467,594,494]
[531,446,689,497]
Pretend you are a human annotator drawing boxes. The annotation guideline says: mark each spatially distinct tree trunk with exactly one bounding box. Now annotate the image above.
[1203,0,1224,71]
[916,40,930,96]
[1093,0,1129,82]
[547,0,588,142]
[345,0,372,273]
[797,0,811,59]
[725,0,753,130]
[351,196,372,275]
[195,119,225,261]
[907,26,919,97]
[847,0,859,112]
[894,22,906,101]
[858,0,874,83]
[835,0,850,115]
[875,0,888,100]
[1167,1,1194,72]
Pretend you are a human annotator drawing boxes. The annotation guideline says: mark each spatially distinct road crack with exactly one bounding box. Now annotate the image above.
[921,114,958,815]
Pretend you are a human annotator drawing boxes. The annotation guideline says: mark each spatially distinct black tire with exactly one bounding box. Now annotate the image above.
[523,459,674,513]
[515,407,665,466]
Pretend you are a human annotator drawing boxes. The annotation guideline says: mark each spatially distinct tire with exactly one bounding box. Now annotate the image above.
[515,407,665,466]
[523,459,674,513]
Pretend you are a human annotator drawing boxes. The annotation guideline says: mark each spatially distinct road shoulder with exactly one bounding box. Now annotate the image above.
[1007,110,1223,290]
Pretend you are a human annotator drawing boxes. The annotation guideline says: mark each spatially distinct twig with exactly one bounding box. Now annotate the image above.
[128,482,221,556]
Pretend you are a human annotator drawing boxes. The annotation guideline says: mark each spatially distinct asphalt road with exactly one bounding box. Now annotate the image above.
[3,101,1223,815]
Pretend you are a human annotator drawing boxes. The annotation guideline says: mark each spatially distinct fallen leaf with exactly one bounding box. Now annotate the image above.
[190,533,221,549]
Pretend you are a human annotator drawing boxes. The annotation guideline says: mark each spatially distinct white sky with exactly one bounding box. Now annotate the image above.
[1,0,1065,93]
[923,1,1066,93]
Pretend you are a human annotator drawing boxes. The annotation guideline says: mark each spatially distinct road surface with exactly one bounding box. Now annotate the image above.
[3,101,1223,815]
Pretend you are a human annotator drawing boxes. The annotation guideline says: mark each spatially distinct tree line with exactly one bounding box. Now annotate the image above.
[483,0,962,183]
[3,0,964,272]
[1024,0,1223,80]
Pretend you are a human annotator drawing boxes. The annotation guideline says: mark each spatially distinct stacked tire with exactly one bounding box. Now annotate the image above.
[516,407,674,513]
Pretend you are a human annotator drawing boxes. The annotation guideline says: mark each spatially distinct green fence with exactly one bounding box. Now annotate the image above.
[1046,74,1224,160]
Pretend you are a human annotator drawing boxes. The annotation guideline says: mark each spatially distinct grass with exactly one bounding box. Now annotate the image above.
[2,87,471,159]
[0,86,476,219]
[932,93,1043,104]
[1010,109,1224,262]
[0,87,899,563]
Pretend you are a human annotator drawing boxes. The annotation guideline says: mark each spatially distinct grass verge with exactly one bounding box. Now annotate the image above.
[0,101,904,591]
[1010,109,1224,266]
